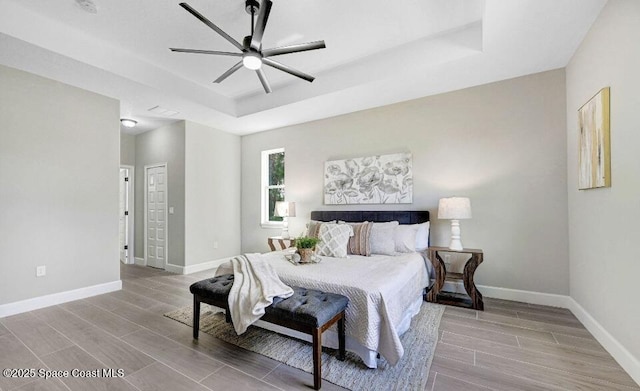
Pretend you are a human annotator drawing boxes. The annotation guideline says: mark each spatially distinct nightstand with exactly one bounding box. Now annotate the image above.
[268,236,296,251]
[426,246,484,310]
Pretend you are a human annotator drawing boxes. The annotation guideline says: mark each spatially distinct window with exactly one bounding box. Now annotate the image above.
[261,148,285,226]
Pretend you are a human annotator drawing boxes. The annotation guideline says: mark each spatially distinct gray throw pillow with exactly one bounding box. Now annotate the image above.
[370,221,399,255]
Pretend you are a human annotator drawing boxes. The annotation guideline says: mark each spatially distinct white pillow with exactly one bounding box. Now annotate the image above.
[394,222,430,252]
[414,222,430,251]
[395,225,418,253]
[316,223,354,258]
[370,221,399,255]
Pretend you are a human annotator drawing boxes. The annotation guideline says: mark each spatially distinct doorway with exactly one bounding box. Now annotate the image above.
[119,166,134,264]
[144,164,168,269]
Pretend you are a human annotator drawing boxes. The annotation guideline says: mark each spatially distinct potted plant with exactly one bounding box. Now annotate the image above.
[294,236,321,263]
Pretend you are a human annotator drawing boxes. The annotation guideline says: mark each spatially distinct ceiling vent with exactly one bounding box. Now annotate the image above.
[75,0,97,14]
[148,106,180,117]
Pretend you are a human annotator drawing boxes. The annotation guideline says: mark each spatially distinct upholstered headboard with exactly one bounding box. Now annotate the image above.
[310,210,429,224]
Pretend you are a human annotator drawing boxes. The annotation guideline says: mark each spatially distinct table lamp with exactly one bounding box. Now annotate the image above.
[438,197,472,251]
[274,201,296,239]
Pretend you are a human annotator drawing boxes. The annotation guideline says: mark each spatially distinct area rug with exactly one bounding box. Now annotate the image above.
[165,302,444,391]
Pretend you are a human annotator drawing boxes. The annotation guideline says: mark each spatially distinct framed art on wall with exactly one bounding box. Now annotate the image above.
[578,87,611,190]
[324,152,413,204]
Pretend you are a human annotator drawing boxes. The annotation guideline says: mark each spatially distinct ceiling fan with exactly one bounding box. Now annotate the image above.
[170,1,326,94]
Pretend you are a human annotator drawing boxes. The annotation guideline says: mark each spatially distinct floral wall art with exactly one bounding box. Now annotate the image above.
[324,153,413,204]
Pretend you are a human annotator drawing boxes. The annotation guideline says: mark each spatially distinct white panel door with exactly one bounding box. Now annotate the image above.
[146,165,167,269]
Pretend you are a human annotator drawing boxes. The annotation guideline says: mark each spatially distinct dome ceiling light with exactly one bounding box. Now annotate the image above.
[120,118,138,128]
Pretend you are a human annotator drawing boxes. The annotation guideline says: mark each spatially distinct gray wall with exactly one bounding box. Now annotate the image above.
[134,122,186,266]
[120,132,136,166]
[133,120,242,269]
[566,0,640,365]
[242,69,569,295]
[185,121,242,265]
[0,64,120,304]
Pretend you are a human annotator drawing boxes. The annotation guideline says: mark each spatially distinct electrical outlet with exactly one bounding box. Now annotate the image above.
[442,254,451,266]
[36,265,46,277]
[213,241,218,249]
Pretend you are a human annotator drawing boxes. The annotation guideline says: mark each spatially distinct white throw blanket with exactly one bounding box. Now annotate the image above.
[215,253,294,335]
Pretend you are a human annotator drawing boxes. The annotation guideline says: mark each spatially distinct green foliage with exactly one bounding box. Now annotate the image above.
[267,151,285,222]
[269,152,285,186]
[295,236,321,249]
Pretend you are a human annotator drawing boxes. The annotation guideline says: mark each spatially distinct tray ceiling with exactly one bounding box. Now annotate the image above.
[0,0,606,134]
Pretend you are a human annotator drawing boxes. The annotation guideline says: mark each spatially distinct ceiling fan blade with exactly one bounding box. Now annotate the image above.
[214,61,243,83]
[250,0,272,50]
[262,58,315,83]
[179,3,244,51]
[262,40,326,58]
[170,48,242,57]
[256,69,272,94]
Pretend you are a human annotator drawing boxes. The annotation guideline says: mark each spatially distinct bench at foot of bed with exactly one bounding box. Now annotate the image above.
[190,274,349,390]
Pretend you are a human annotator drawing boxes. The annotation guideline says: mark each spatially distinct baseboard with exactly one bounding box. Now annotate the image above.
[136,257,229,275]
[164,258,231,275]
[134,257,145,266]
[442,281,570,308]
[164,263,184,274]
[566,297,640,386]
[478,284,571,308]
[183,258,231,274]
[0,280,122,318]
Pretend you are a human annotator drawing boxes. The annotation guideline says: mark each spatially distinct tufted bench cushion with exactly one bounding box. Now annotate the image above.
[190,274,348,390]
[269,287,349,327]
[190,275,349,328]
[189,274,234,300]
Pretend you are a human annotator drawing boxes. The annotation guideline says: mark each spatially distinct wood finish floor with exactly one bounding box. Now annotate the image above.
[0,264,637,391]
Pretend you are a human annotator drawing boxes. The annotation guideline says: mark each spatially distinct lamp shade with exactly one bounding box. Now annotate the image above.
[438,197,472,220]
[274,201,296,218]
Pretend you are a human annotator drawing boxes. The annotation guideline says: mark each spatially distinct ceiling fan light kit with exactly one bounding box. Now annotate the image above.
[242,51,263,70]
[170,1,326,94]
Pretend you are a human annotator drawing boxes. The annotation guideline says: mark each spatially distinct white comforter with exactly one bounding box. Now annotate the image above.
[215,254,293,334]
[262,251,429,366]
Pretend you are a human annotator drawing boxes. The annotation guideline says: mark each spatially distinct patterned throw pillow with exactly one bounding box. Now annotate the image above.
[346,221,374,256]
[306,220,335,238]
[315,223,354,258]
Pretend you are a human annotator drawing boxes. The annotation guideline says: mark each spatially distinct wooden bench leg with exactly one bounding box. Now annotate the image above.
[193,296,200,340]
[337,314,345,361]
[312,327,322,390]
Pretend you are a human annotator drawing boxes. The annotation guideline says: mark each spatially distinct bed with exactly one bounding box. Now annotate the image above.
[254,210,432,369]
